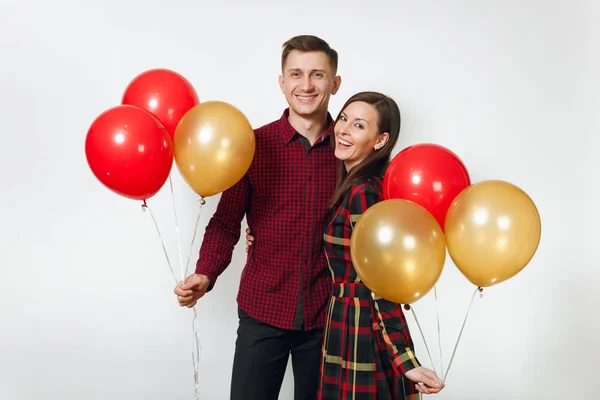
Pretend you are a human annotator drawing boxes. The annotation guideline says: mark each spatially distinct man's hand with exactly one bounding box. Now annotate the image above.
[173,274,211,308]
[405,366,445,395]
[244,227,254,253]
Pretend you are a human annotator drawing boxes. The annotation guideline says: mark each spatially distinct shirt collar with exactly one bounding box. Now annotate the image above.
[279,108,335,145]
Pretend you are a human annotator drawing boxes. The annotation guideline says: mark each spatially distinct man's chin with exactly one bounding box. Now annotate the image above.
[290,104,323,118]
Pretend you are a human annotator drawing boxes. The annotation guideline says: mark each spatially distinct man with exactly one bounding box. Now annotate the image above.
[174,35,342,400]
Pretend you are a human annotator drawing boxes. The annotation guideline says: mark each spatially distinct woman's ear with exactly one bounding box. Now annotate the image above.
[374,132,389,150]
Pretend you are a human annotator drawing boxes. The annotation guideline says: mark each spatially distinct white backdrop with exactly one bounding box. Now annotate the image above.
[1,0,599,399]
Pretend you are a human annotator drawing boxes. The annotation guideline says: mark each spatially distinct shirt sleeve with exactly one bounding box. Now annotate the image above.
[194,174,251,291]
[348,183,421,375]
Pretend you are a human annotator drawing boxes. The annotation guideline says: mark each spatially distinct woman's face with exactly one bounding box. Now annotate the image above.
[334,101,389,171]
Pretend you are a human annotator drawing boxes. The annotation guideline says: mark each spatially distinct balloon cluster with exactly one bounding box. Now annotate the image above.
[351,144,541,304]
[84,69,255,202]
[83,70,256,397]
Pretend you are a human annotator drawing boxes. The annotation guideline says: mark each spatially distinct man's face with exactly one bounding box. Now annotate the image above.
[279,50,341,118]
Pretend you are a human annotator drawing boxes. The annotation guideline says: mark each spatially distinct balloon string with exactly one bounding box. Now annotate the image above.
[434,285,444,377]
[409,306,439,379]
[443,286,481,383]
[144,190,205,398]
[184,198,206,278]
[168,175,186,281]
[185,198,205,399]
[192,306,201,400]
[180,196,205,399]
[142,201,178,285]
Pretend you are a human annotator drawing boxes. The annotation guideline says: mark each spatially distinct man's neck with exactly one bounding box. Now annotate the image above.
[287,110,329,145]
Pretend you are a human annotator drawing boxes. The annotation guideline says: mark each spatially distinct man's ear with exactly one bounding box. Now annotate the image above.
[332,75,342,95]
[278,75,285,94]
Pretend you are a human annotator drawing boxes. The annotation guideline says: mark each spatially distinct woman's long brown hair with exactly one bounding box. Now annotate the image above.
[328,91,401,210]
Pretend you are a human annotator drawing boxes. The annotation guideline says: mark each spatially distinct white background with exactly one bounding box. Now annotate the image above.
[1,0,599,399]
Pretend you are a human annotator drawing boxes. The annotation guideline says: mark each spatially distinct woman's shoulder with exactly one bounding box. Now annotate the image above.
[348,175,384,198]
[343,176,384,211]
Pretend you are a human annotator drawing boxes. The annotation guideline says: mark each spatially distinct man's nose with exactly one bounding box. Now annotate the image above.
[300,76,314,91]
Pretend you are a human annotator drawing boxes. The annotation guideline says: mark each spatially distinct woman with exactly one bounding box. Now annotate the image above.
[248,92,444,399]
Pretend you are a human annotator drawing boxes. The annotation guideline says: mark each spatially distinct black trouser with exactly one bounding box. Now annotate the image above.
[230,307,324,400]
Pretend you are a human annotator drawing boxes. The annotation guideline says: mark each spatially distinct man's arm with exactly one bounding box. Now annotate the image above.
[195,173,252,291]
[174,173,252,307]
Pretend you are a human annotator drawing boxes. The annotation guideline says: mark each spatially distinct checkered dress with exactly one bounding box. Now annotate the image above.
[318,177,421,400]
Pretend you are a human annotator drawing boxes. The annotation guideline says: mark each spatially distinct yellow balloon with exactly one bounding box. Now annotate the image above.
[444,180,541,288]
[173,101,255,197]
[350,199,446,304]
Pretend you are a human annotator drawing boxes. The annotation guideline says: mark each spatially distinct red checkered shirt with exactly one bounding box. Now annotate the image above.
[195,109,337,330]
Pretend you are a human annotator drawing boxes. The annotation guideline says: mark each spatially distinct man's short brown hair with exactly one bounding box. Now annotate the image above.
[281,35,339,74]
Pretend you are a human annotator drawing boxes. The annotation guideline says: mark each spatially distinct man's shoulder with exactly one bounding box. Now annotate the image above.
[253,118,281,136]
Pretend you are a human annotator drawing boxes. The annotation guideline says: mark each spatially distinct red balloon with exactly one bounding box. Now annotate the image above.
[383,143,470,231]
[85,105,173,201]
[121,69,199,139]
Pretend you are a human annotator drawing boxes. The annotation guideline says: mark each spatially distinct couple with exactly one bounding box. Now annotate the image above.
[174,35,445,400]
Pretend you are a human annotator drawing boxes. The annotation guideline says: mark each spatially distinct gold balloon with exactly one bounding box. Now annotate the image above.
[444,180,541,288]
[350,199,446,304]
[173,101,255,197]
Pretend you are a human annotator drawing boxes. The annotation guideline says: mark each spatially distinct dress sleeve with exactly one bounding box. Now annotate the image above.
[372,299,421,374]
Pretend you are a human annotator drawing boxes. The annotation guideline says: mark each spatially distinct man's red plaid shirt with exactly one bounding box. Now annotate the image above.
[195,109,337,330]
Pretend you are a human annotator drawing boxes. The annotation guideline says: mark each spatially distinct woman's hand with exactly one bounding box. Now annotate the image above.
[245,227,254,253]
[405,366,445,395]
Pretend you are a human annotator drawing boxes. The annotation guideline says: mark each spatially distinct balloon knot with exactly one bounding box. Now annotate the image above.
[403,304,411,311]
[199,197,206,205]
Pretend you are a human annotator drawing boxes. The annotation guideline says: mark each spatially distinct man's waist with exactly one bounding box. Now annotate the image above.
[236,285,329,331]
[245,252,327,268]
[239,267,330,290]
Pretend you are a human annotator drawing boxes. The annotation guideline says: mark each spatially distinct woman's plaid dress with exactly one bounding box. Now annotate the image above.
[318,177,421,400]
